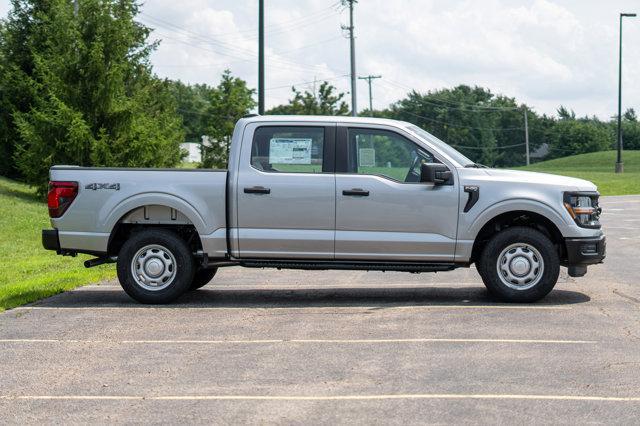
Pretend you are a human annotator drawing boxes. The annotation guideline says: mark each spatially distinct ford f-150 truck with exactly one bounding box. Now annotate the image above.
[42,115,605,304]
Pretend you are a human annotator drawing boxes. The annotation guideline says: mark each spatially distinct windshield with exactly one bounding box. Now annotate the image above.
[406,124,473,167]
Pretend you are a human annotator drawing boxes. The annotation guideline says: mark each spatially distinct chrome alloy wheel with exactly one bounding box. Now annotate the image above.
[130,244,177,291]
[496,243,544,290]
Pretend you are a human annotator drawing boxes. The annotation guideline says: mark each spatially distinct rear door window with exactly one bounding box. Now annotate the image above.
[251,126,327,173]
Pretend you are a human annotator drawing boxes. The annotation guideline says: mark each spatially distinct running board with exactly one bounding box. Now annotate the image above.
[240,260,458,273]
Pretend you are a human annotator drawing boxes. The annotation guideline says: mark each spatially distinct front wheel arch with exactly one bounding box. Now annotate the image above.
[470,210,565,265]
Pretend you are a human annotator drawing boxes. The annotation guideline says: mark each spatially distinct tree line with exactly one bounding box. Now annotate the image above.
[1,0,638,194]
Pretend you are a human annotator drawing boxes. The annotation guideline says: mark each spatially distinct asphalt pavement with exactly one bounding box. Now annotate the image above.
[1,195,639,424]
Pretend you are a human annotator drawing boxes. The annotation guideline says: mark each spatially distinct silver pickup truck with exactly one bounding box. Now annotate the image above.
[42,115,605,304]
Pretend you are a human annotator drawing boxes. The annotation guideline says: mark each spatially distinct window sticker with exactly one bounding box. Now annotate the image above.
[269,138,313,164]
[358,148,376,167]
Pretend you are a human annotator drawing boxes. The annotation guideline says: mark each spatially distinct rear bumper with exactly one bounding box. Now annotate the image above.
[564,235,606,265]
[42,229,60,251]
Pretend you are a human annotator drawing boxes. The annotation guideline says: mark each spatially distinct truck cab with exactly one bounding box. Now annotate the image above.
[43,116,606,304]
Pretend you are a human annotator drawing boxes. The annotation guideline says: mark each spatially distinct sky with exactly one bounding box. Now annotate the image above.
[1,0,639,119]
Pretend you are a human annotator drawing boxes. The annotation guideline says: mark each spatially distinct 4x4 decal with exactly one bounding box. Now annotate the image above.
[85,183,120,191]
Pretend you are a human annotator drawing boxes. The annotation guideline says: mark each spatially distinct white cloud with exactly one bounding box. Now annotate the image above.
[0,0,638,118]
[0,0,8,18]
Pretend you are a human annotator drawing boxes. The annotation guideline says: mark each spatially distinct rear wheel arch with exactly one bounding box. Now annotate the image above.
[107,205,204,257]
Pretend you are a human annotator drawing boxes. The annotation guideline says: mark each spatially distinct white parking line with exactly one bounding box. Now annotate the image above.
[77,283,488,291]
[12,304,572,311]
[0,338,596,345]
[600,200,640,205]
[1,393,639,402]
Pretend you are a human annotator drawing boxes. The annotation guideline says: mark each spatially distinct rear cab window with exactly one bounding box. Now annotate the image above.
[251,126,331,174]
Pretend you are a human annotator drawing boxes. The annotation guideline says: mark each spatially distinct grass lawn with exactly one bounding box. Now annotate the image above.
[0,177,115,312]
[518,150,640,196]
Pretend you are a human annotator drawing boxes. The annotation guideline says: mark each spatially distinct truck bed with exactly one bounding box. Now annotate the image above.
[49,166,228,257]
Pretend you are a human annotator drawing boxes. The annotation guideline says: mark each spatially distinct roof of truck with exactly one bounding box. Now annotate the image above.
[241,114,413,128]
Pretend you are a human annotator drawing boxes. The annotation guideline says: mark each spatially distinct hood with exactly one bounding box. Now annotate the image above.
[474,168,597,192]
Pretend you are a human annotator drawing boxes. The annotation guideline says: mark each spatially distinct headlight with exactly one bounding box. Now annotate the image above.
[563,192,601,229]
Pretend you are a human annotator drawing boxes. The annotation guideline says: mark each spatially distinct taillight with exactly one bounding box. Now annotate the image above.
[47,181,78,218]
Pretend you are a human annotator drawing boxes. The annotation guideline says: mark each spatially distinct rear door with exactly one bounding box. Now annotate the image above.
[235,123,336,259]
[334,125,459,261]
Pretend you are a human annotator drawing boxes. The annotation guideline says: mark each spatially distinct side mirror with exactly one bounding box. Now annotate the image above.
[421,163,453,185]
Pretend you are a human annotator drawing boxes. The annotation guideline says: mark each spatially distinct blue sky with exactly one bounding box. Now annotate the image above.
[1,0,639,119]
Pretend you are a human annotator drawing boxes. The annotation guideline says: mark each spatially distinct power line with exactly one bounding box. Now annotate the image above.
[140,6,340,44]
[143,10,350,76]
[153,34,341,68]
[382,79,521,111]
[265,74,350,91]
[152,31,347,77]
[401,110,526,132]
[451,142,526,150]
[139,4,340,40]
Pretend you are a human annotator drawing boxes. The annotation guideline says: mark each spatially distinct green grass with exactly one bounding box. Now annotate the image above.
[518,150,640,196]
[0,177,115,312]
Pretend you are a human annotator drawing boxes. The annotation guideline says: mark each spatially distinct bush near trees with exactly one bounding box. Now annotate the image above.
[267,81,349,116]
[168,72,256,168]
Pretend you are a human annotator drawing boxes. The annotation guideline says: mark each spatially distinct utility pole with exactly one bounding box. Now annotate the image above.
[358,75,381,115]
[616,12,636,173]
[342,0,358,116]
[258,0,265,115]
[73,0,78,16]
[523,106,530,166]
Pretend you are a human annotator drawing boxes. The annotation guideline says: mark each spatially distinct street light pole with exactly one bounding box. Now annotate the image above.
[616,12,636,174]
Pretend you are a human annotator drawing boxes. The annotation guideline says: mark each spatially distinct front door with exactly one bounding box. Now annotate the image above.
[335,126,459,261]
[236,123,336,259]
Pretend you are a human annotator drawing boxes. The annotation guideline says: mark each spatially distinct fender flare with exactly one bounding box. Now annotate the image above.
[464,198,569,241]
[101,192,208,235]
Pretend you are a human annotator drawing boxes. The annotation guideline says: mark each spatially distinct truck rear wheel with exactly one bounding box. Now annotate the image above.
[477,226,559,303]
[190,268,218,290]
[117,229,195,304]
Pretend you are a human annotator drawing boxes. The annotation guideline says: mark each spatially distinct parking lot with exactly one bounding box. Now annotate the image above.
[1,195,639,424]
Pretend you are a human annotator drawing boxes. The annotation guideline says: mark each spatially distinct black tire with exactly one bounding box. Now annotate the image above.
[117,229,195,304]
[190,268,218,290]
[478,226,560,303]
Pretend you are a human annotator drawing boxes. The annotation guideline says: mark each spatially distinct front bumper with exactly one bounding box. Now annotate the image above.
[564,235,606,265]
[42,229,60,251]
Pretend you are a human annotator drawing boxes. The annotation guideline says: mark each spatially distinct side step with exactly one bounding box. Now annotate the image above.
[240,260,458,273]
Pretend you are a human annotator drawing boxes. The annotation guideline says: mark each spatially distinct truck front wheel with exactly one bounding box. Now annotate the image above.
[477,226,560,303]
[117,229,195,304]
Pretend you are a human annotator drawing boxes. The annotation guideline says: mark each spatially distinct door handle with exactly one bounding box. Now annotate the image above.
[342,188,369,196]
[244,186,271,194]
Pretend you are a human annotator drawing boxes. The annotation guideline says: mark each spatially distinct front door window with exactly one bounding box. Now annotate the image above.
[347,128,435,183]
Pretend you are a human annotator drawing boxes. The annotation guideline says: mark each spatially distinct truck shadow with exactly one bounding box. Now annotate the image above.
[29,285,591,308]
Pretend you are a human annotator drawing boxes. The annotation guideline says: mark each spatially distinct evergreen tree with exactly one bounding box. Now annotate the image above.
[201,70,256,169]
[1,0,184,194]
